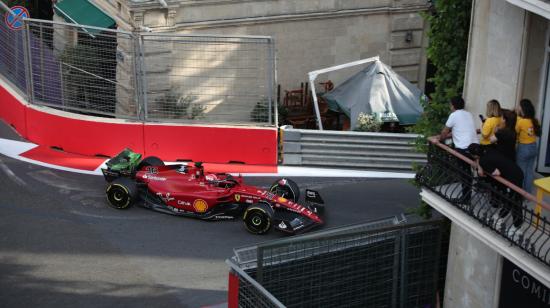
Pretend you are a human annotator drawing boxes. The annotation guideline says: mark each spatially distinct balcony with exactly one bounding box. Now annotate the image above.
[506,0,550,20]
[416,137,550,285]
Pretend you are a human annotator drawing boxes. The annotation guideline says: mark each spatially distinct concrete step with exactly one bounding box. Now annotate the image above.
[301,153,426,164]
[295,159,418,171]
[300,136,415,146]
[299,148,426,159]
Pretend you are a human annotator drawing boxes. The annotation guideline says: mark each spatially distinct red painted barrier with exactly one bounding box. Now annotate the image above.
[0,84,27,137]
[0,81,278,165]
[227,271,239,308]
[144,124,278,165]
[25,107,145,157]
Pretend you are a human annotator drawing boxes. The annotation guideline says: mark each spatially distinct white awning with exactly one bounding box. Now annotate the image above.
[507,0,550,20]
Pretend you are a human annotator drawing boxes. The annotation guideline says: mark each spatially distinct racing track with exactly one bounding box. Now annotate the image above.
[0,122,421,307]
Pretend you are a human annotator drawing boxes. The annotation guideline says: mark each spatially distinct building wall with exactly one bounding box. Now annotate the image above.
[95,0,429,94]
[522,13,548,113]
[444,223,501,308]
[464,0,527,122]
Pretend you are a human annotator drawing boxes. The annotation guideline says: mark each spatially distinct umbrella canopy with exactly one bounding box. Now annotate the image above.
[323,60,424,129]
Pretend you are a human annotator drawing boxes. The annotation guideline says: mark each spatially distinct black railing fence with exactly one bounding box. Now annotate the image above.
[416,138,550,266]
[228,216,450,308]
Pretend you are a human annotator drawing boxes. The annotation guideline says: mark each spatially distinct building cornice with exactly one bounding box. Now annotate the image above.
[147,5,429,31]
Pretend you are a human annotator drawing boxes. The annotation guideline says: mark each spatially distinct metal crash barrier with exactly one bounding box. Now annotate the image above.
[227,215,449,307]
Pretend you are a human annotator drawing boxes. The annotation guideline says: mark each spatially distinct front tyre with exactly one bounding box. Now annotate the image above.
[243,203,274,235]
[270,178,300,202]
[106,178,138,209]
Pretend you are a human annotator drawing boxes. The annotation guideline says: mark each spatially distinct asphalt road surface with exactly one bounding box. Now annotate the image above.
[0,125,420,307]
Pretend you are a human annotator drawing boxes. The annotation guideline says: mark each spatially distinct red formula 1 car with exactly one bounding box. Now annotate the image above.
[101,149,324,235]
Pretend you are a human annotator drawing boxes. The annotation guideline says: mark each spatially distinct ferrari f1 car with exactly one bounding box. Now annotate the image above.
[101,149,324,235]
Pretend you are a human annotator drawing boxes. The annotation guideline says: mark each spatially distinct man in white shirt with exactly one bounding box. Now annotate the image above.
[439,97,479,205]
[439,97,479,149]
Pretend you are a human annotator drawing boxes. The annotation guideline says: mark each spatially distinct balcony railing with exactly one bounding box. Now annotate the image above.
[416,137,550,266]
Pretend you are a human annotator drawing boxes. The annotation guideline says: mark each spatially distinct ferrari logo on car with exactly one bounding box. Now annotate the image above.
[193,199,208,213]
[235,194,241,202]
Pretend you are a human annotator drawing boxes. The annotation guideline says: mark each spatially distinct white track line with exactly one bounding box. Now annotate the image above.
[0,157,27,186]
[0,138,415,178]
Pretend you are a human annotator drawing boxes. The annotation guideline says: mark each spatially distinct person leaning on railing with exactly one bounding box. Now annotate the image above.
[467,143,524,238]
[515,99,541,194]
[492,109,517,162]
[479,99,502,147]
[439,97,479,204]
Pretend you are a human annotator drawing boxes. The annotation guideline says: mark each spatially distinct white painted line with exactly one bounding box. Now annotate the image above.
[0,138,106,175]
[0,158,27,186]
[0,137,415,179]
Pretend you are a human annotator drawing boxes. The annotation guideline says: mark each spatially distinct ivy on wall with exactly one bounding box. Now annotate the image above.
[410,0,473,218]
[412,0,473,149]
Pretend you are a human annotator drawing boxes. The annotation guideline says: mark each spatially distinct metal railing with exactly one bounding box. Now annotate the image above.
[229,215,449,307]
[416,137,550,266]
[0,5,276,125]
[281,126,425,171]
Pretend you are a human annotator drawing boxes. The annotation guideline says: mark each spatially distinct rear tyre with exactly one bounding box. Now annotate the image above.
[243,203,274,235]
[270,178,300,202]
[106,178,138,209]
[137,156,164,171]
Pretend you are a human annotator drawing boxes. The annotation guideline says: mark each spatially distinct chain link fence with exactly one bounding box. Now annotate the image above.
[229,215,449,307]
[140,34,275,124]
[0,8,27,97]
[0,6,276,125]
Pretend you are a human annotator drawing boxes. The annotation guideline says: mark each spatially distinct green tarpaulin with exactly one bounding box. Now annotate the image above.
[54,0,115,36]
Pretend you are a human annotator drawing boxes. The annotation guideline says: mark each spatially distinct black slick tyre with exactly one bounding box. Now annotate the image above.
[137,156,164,171]
[243,203,274,235]
[106,178,138,209]
[269,178,300,202]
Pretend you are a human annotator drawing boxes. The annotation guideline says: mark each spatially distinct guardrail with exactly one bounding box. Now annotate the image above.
[281,126,425,171]
[227,215,448,307]
[416,137,550,266]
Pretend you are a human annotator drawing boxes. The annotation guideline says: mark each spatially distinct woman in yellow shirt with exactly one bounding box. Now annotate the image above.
[480,99,502,145]
[515,99,541,193]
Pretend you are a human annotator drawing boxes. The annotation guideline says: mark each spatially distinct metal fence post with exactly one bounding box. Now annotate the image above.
[257,245,264,284]
[267,38,276,126]
[399,228,407,308]
[138,35,148,121]
[133,34,144,121]
[392,231,401,308]
[23,20,34,104]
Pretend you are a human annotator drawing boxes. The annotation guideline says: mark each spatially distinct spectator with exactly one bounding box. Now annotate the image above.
[493,109,517,161]
[468,143,524,238]
[480,99,502,146]
[516,99,541,193]
[440,97,479,204]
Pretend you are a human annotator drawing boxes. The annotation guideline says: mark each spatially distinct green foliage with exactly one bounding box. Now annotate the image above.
[411,0,472,219]
[153,90,204,119]
[355,112,382,132]
[411,0,473,151]
[250,97,288,125]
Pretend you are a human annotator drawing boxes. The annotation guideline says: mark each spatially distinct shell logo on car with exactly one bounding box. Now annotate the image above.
[193,199,208,213]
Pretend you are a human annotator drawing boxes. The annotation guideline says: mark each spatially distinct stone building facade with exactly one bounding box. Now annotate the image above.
[85,0,430,121]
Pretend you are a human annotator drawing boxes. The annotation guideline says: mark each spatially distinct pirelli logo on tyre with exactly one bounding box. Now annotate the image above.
[193,199,208,213]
